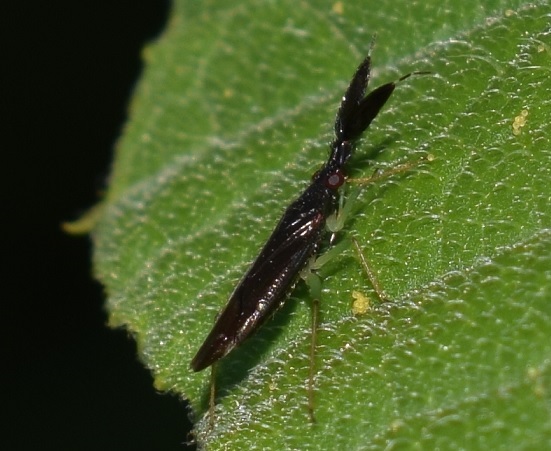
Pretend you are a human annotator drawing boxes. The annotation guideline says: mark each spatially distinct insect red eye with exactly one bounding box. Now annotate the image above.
[325,169,345,189]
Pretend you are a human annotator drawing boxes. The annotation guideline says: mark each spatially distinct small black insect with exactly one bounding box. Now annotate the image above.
[191,53,418,372]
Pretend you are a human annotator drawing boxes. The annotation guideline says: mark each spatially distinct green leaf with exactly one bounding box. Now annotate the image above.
[92,1,551,449]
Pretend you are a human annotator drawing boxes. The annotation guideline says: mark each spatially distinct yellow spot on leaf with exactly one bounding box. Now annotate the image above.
[351,291,371,316]
[512,109,529,136]
[332,1,344,15]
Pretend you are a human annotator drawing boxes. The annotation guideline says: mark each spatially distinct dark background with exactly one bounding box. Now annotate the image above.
[3,2,196,449]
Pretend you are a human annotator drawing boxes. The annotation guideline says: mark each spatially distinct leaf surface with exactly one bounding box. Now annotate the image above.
[93,1,551,449]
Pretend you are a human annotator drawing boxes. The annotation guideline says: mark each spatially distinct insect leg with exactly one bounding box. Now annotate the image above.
[324,185,388,300]
[299,212,352,423]
[325,185,362,241]
[348,154,433,186]
[308,297,319,423]
[351,236,388,302]
[208,363,217,430]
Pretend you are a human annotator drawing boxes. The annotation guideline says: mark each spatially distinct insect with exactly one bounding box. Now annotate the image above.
[191,53,421,373]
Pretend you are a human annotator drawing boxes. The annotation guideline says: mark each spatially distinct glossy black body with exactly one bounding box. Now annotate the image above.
[191,55,398,372]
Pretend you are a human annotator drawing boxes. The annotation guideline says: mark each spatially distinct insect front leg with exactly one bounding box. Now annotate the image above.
[323,185,388,301]
[345,154,434,300]
[348,153,434,186]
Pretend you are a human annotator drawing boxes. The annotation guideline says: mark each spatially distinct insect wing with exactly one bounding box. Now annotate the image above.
[191,208,325,371]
